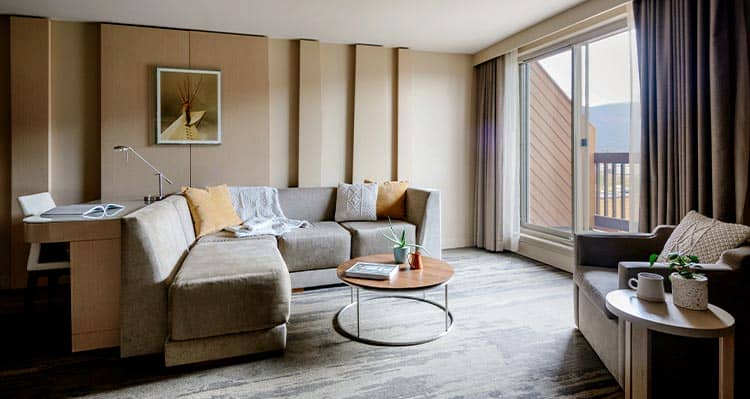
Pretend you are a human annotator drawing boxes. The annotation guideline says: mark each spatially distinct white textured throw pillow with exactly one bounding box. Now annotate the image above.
[335,182,378,222]
[658,211,750,264]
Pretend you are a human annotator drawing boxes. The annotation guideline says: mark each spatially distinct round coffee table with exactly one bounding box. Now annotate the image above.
[605,289,735,399]
[333,253,454,346]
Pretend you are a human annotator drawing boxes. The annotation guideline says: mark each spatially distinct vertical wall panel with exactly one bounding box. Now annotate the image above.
[320,43,354,186]
[100,24,190,200]
[352,45,395,182]
[396,48,414,181]
[50,21,101,205]
[269,39,299,188]
[409,51,475,248]
[297,40,323,187]
[9,17,51,288]
[188,32,270,187]
[0,17,9,288]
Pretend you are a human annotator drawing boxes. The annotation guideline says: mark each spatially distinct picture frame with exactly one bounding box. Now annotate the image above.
[155,67,222,144]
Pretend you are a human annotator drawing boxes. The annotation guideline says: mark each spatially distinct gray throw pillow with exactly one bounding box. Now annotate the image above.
[658,211,750,264]
[335,183,378,222]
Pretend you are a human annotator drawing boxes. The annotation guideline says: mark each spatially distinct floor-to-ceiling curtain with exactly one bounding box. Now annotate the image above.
[474,52,520,252]
[634,0,750,230]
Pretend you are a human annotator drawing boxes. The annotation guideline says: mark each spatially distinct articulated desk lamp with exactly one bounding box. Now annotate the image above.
[113,145,174,203]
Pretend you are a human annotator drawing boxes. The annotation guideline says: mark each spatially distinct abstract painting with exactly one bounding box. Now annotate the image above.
[156,67,221,144]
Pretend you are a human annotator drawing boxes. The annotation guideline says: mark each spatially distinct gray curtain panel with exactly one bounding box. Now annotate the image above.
[634,0,750,230]
[474,58,504,251]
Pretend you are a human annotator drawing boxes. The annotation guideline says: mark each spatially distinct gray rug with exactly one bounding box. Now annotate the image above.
[90,248,621,398]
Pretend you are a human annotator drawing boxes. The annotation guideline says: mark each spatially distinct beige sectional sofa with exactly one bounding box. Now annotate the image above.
[120,186,440,366]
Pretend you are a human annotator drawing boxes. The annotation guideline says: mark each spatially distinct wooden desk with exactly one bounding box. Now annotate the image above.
[23,201,145,352]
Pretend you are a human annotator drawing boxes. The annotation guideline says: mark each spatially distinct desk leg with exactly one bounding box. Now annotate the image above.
[70,238,121,352]
[625,321,651,399]
[719,334,734,399]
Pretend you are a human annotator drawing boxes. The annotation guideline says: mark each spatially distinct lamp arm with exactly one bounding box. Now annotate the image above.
[125,147,173,184]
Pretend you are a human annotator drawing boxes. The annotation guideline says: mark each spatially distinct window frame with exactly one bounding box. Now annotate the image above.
[518,17,633,243]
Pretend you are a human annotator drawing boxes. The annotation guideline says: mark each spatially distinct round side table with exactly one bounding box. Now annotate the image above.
[605,289,735,399]
[333,253,454,346]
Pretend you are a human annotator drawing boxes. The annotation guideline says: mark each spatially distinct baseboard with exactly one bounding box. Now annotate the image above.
[516,233,574,273]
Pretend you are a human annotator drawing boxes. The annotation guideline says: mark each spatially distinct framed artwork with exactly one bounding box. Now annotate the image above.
[156,67,221,144]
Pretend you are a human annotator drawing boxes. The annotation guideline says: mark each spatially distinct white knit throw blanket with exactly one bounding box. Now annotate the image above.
[224,186,310,237]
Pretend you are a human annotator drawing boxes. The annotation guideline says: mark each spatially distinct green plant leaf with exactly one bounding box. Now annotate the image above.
[649,254,658,267]
[688,255,699,263]
[381,232,402,246]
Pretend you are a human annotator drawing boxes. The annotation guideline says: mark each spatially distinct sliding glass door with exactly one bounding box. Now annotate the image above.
[521,22,639,240]
[521,49,574,237]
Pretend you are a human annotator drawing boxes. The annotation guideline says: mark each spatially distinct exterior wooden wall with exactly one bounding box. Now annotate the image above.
[527,62,597,231]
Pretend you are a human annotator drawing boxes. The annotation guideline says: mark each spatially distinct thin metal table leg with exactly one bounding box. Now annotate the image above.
[445,284,449,332]
[356,287,360,337]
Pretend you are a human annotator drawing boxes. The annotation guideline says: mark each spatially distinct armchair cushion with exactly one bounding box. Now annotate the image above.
[574,266,619,319]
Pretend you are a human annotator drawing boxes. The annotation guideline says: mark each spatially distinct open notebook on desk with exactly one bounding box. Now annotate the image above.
[41,203,125,219]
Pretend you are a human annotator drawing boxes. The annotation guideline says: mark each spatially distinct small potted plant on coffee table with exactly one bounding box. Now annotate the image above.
[649,252,708,310]
[383,218,425,265]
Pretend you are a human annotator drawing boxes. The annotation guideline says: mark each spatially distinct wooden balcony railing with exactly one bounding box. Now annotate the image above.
[594,152,630,231]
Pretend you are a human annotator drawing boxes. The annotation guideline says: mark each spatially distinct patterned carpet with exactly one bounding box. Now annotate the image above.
[0,248,623,398]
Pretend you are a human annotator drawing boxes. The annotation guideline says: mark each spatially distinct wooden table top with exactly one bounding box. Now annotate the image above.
[336,253,454,291]
[605,289,735,338]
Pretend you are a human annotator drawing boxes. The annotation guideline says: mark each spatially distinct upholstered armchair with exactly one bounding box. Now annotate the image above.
[573,226,750,394]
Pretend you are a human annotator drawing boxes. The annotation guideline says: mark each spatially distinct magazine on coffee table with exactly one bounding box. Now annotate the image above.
[345,262,399,280]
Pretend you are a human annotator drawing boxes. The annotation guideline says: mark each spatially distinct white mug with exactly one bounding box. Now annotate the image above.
[628,272,665,302]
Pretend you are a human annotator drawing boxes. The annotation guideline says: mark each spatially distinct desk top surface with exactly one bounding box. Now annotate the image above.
[23,200,147,224]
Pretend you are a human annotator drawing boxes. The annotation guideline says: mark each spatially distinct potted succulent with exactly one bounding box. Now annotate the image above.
[383,218,425,265]
[649,252,708,310]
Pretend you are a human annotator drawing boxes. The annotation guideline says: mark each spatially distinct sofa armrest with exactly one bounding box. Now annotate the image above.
[617,262,734,291]
[405,188,441,259]
[575,225,674,268]
[717,245,750,270]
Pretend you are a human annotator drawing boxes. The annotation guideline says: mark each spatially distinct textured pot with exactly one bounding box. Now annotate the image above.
[670,273,708,310]
[393,247,409,264]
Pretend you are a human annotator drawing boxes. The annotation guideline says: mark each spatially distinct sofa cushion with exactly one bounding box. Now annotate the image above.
[278,187,337,222]
[340,220,416,258]
[277,222,351,272]
[573,266,618,319]
[169,239,291,341]
[197,230,275,244]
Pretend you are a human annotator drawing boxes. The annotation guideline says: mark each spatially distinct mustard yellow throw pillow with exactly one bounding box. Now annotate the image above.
[364,180,409,219]
[181,184,242,238]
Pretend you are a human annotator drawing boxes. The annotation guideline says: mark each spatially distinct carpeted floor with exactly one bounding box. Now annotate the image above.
[0,248,623,398]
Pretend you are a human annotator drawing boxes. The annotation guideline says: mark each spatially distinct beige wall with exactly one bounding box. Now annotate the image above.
[10,17,51,288]
[319,43,354,186]
[408,51,475,248]
[297,41,354,187]
[187,31,270,188]
[352,45,396,183]
[269,39,299,188]
[50,21,101,205]
[1,21,476,288]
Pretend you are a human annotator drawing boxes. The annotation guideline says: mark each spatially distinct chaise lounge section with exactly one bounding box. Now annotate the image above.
[120,186,440,365]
